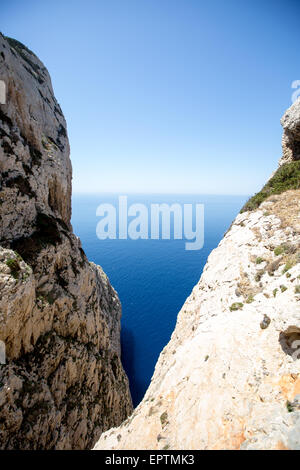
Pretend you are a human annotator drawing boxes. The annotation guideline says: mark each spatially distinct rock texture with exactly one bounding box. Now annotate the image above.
[0,34,132,450]
[95,101,300,450]
[280,98,300,164]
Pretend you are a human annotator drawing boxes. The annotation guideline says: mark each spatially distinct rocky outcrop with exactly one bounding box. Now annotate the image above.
[281,99,300,164]
[0,34,132,450]
[95,101,300,450]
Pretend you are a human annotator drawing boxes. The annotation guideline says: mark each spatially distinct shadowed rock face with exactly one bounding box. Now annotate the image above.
[281,99,300,164]
[0,34,132,450]
[95,102,300,451]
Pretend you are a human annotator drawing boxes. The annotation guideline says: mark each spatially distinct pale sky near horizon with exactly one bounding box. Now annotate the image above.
[1,0,300,195]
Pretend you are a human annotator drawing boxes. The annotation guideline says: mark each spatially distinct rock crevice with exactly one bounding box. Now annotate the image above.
[95,100,300,451]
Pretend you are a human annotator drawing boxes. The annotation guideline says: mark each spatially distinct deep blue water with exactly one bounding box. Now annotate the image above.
[71,194,248,406]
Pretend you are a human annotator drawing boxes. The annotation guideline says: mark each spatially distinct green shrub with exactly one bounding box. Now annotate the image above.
[295,285,300,294]
[6,258,20,279]
[255,257,264,264]
[274,244,296,257]
[286,400,294,413]
[229,302,244,312]
[241,161,300,212]
[283,261,294,273]
[280,285,287,293]
[274,246,285,256]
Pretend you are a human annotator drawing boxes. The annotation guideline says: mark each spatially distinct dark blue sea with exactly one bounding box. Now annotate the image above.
[71,194,248,406]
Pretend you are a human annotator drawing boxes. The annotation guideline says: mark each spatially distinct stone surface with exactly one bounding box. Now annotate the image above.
[280,97,300,164]
[95,104,300,450]
[0,34,132,450]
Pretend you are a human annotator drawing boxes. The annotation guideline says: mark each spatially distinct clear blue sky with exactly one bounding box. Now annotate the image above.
[1,0,300,194]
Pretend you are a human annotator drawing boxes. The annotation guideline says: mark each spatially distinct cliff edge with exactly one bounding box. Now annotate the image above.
[95,100,300,450]
[0,34,132,450]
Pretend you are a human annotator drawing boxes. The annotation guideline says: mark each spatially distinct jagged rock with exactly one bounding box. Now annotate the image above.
[0,34,132,450]
[280,98,300,164]
[95,103,300,450]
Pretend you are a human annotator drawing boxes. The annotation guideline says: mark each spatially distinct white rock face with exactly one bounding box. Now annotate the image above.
[95,107,300,450]
[0,35,132,449]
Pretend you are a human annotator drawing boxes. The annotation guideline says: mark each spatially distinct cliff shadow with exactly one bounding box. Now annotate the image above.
[121,326,147,407]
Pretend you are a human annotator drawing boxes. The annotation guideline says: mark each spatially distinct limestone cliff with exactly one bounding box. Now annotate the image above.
[0,34,132,450]
[95,100,300,450]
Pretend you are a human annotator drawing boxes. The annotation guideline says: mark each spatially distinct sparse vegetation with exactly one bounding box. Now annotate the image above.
[273,288,278,297]
[274,244,296,256]
[255,257,264,264]
[274,246,285,256]
[246,295,254,304]
[295,285,300,294]
[286,400,294,413]
[6,257,21,279]
[280,285,287,293]
[160,411,168,428]
[266,244,300,277]
[229,302,244,312]
[241,161,300,212]
[282,261,295,274]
